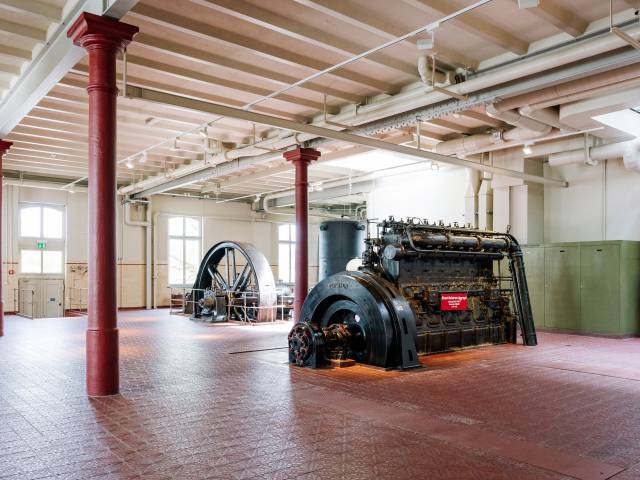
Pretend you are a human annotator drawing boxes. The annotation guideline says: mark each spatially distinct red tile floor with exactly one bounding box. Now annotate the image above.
[1,310,640,479]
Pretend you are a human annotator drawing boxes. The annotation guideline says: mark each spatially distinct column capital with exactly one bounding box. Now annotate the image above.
[0,140,12,154]
[284,147,321,164]
[67,12,138,51]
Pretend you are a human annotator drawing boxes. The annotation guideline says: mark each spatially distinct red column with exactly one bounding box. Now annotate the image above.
[284,148,321,321]
[68,13,138,396]
[0,140,12,338]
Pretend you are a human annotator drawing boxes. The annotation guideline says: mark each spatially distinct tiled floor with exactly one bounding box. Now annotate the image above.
[1,310,639,479]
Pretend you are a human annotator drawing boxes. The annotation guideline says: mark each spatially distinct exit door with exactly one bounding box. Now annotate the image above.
[18,278,64,318]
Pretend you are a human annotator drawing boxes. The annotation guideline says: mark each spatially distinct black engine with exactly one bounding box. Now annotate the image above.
[288,217,537,369]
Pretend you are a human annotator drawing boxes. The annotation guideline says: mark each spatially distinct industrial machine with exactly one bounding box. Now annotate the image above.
[288,217,537,369]
[188,241,292,323]
[318,219,366,281]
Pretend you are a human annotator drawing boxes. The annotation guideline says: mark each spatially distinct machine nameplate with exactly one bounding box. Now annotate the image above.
[441,293,468,311]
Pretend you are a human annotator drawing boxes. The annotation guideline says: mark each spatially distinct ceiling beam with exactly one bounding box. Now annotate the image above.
[0,44,31,61]
[0,63,20,75]
[112,55,331,112]
[292,0,477,68]
[191,0,418,76]
[65,69,306,122]
[516,0,587,37]
[0,0,62,22]
[129,4,394,92]
[402,0,528,55]
[0,0,139,137]
[0,19,47,42]
[134,34,362,104]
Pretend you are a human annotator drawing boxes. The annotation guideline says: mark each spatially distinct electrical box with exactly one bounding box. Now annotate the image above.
[523,241,640,336]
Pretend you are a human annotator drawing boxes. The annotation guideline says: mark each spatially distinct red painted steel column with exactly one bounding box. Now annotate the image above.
[68,13,138,396]
[0,140,12,338]
[284,148,321,321]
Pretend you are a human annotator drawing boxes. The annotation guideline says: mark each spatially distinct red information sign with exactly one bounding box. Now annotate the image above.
[440,293,468,311]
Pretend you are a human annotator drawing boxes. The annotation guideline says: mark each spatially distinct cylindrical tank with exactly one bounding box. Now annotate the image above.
[318,220,366,281]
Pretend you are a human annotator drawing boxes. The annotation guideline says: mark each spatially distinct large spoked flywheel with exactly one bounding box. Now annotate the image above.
[191,241,277,322]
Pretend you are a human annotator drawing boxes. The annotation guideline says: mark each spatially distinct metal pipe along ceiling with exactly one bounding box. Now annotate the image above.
[124,85,568,192]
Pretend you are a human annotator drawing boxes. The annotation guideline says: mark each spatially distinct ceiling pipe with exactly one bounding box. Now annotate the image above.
[124,85,568,189]
[494,63,640,112]
[548,140,639,168]
[517,106,571,130]
[485,104,553,133]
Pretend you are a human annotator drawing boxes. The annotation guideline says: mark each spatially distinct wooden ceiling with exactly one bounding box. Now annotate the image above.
[1,0,637,197]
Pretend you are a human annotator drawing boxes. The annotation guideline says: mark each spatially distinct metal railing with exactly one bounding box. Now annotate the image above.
[67,285,88,316]
[14,288,35,319]
[167,286,293,323]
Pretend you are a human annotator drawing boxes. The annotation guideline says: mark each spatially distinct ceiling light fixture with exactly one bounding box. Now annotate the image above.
[125,159,134,169]
[523,144,533,155]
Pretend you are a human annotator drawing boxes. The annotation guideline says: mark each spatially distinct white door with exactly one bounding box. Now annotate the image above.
[18,278,40,318]
[43,279,64,318]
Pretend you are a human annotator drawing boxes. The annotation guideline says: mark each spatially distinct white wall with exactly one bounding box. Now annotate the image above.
[367,166,467,225]
[544,157,640,243]
[2,186,321,313]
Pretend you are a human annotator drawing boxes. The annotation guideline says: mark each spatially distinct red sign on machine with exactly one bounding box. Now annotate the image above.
[440,293,468,311]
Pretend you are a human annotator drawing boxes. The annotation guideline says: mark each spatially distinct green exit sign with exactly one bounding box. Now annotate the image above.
[36,241,46,249]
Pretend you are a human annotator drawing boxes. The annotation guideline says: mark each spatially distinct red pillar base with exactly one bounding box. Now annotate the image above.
[86,328,119,396]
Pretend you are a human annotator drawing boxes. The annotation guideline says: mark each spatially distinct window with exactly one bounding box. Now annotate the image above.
[168,216,201,285]
[278,224,296,283]
[19,203,65,275]
[20,249,63,274]
[20,205,63,239]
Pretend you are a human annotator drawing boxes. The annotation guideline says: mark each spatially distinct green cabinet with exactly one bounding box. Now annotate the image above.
[522,246,545,328]
[545,246,581,330]
[580,244,620,334]
[522,241,640,336]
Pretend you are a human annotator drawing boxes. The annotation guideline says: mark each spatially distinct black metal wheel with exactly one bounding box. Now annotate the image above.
[191,241,277,322]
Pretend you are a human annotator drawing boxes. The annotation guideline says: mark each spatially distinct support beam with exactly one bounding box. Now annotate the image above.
[0,0,139,137]
[191,0,418,76]
[517,0,587,37]
[403,0,528,54]
[0,19,47,42]
[120,55,331,112]
[68,12,138,397]
[292,0,477,68]
[125,85,567,187]
[0,0,62,22]
[0,44,31,61]
[134,34,361,104]
[284,148,321,321]
[0,140,11,337]
[129,4,394,92]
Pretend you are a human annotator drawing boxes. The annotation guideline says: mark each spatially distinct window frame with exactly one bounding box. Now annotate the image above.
[167,215,202,287]
[18,203,65,276]
[278,223,296,284]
